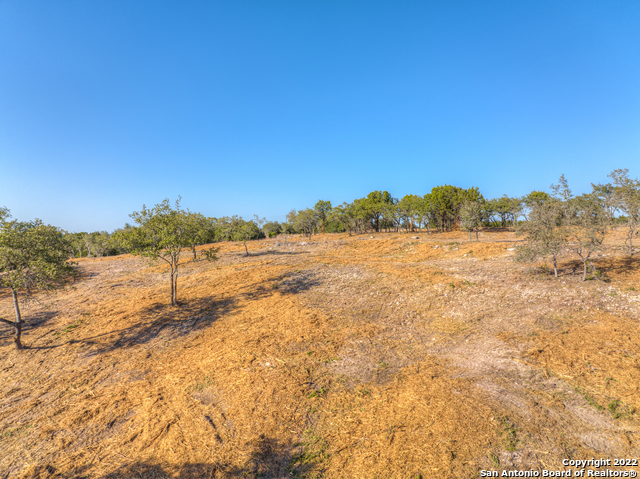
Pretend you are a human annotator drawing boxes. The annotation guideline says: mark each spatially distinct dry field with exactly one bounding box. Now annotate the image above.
[1,230,640,478]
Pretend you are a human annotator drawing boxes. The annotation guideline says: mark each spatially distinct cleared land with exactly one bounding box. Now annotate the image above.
[1,230,640,478]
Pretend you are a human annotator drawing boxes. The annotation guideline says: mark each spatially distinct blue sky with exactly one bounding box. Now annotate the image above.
[1,1,638,232]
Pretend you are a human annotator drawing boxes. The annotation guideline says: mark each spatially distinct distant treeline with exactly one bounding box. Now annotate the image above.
[38,169,637,261]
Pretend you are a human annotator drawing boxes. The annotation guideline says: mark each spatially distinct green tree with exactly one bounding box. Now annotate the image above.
[361,191,394,232]
[516,198,567,277]
[233,219,260,256]
[0,206,10,223]
[263,221,282,238]
[608,169,640,255]
[314,200,332,234]
[516,177,572,277]
[116,198,217,306]
[184,213,217,261]
[294,208,318,238]
[568,192,609,281]
[488,196,521,227]
[460,201,484,240]
[0,219,74,349]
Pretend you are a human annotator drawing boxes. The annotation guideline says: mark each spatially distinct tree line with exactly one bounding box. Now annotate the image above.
[1,169,638,350]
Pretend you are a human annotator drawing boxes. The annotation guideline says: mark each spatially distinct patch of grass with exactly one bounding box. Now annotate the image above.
[463,280,476,286]
[321,357,340,364]
[606,399,635,420]
[53,319,83,336]
[188,375,214,392]
[575,386,603,411]
[307,388,326,399]
[498,416,518,452]
[378,361,389,369]
[289,429,330,471]
[1,423,32,439]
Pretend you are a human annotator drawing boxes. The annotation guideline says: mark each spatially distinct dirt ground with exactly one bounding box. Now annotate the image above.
[1,229,639,478]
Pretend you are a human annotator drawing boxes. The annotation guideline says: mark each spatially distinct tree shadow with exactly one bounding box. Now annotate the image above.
[0,311,57,346]
[274,270,322,295]
[76,295,239,356]
[557,256,640,280]
[250,249,306,257]
[63,435,315,478]
[19,269,323,353]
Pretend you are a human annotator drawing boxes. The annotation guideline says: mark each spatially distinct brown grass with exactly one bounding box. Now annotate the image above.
[1,230,640,478]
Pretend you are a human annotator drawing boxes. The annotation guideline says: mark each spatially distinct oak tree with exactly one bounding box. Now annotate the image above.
[0,218,74,349]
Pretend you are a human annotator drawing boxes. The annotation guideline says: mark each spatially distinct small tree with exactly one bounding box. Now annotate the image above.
[608,169,640,255]
[314,200,332,234]
[568,193,608,281]
[460,201,483,241]
[0,219,74,350]
[0,206,10,223]
[253,215,266,239]
[233,219,260,256]
[294,209,317,239]
[263,221,282,238]
[516,198,567,277]
[184,213,216,261]
[116,198,217,306]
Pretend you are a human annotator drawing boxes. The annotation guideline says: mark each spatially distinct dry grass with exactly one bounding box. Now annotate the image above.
[1,229,640,478]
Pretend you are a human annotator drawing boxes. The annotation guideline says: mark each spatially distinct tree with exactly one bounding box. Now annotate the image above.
[568,192,608,281]
[294,209,317,238]
[488,196,521,227]
[116,198,217,306]
[608,169,640,255]
[361,191,394,232]
[314,200,332,234]
[183,213,216,261]
[0,219,74,349]
[253,215,266,239]
[427,185,483,232]
[516,177,571,277]
[263,221,282,238]
[516,198,567,277]
[0,207,10,223]
[233,219,260,256]
[460,201,483,240]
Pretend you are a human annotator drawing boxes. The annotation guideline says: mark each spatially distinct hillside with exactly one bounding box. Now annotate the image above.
[1,230,640,478]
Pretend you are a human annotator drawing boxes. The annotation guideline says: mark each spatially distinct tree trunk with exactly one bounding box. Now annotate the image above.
[553,256,558,278]
[193,245,197,261]
[244,241,249,256]
[475,229,479,241]
[174,268,179,305]
[12,290,23,350]
[170,267,175,306]
[583,260,588,281]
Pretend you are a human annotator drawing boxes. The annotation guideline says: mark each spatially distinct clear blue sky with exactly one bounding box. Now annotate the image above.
[1,1,638,232]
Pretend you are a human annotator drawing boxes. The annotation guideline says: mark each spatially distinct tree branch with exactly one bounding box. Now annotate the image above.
[0,317,15,326]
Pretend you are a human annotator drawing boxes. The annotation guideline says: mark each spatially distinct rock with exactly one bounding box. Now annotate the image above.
[300,242,308,245]
[411,236,420,239]
[433,245,440,249]
[507,248,516,251]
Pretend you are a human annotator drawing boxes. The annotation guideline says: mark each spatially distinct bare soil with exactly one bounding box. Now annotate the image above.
[1,229,639,478]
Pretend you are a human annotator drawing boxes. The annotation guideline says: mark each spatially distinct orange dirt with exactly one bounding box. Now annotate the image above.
[1,230,639,478]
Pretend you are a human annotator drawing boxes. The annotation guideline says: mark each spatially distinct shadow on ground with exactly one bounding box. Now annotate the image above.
[24,436,314,478]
